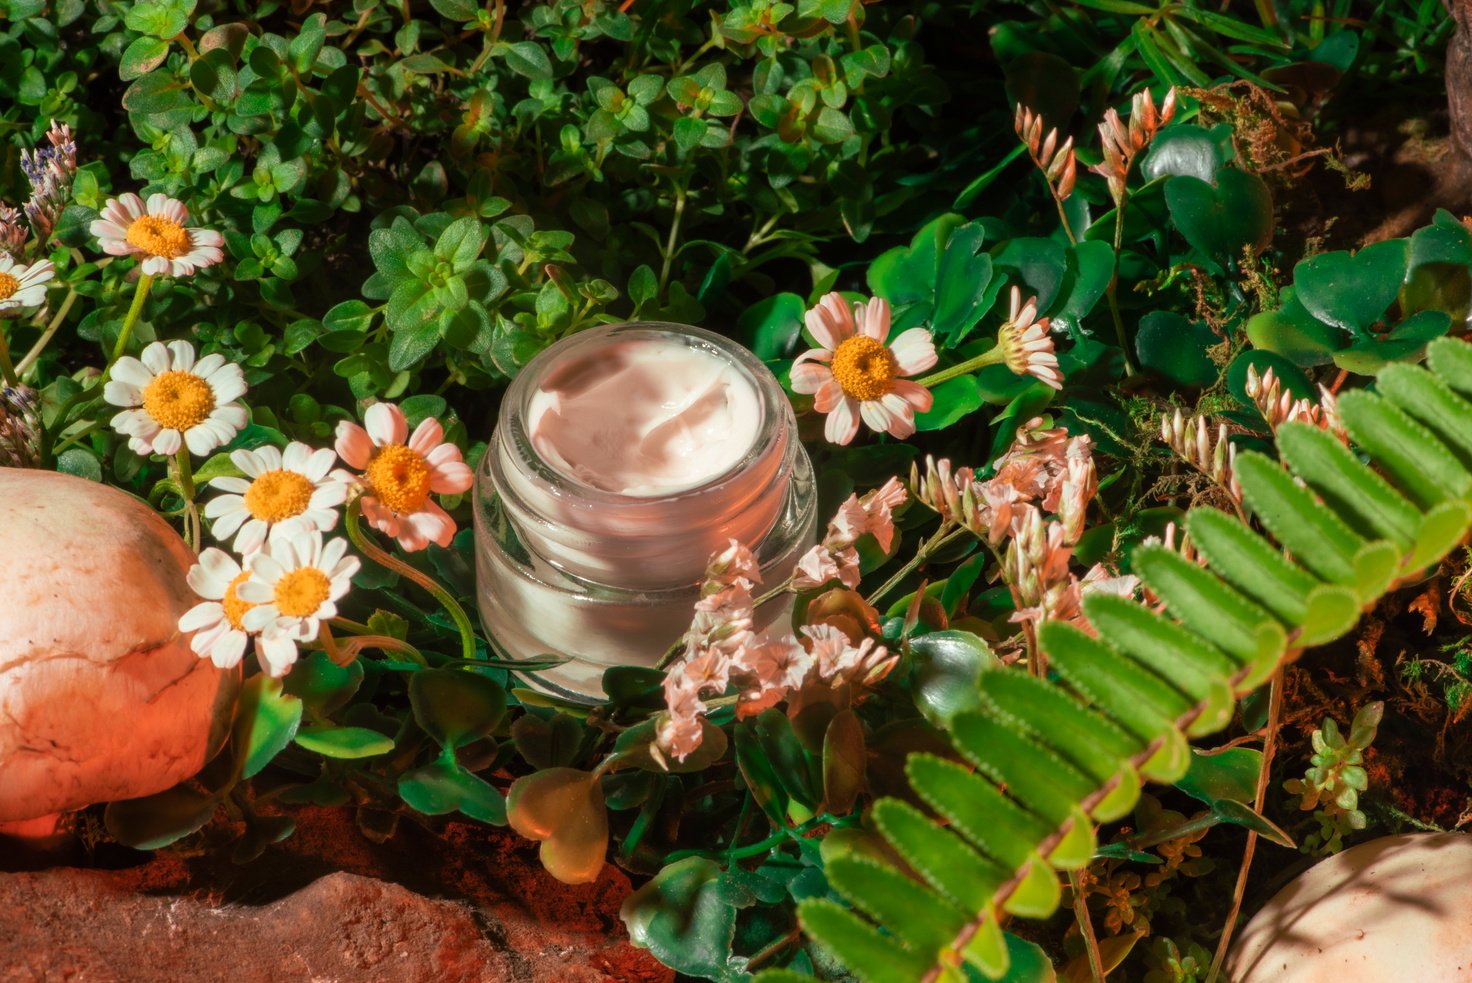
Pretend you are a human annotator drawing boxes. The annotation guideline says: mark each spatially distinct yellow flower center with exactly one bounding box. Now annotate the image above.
[829,335,897,402]
[222,570,254,632]
[274,567,331,619]
[126,215,190,259]
[365,444,432,515]
[244,469,314,523]
[141,370,215,431]
[0,272,17,300]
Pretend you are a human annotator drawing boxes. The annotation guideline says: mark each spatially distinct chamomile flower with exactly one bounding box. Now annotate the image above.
[995,286,1062,390]
[791,293,937,445]
[334,402,474,552]
[204,443,349,555]
[0,254,53,314]
[89,192,224,278]
[237,529,360,677]
[104,340,247,457]
[178,548,259,671]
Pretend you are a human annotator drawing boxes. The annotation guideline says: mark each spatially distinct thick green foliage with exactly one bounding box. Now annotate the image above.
[780,337,1472,982]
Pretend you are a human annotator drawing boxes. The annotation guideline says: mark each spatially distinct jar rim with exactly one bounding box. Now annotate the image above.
[499,321,785,506]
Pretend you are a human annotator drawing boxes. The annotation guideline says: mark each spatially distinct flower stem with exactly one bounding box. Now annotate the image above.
[344,497,478,662]
[108,273,154,374]
[0,325,18,388]
[339,633,427,666]
[866,523,967,606]
[1106,197,1135,377]
[914,345,1004,390]
[14,284,79,378]
[173,447,200,551]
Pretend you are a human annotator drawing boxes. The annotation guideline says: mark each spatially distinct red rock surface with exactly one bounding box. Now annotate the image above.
[0,806,672,983]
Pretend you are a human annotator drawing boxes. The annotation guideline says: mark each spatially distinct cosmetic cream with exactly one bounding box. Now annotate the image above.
[475,322,816,701]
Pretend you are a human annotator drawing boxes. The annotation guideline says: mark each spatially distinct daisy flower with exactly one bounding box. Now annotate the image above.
[104,340,248,457]
[237,529,360,677]
[335,402,474,552]
[178,548,260,672]
[791,292,937,445]
[994,286,1063,390]
[0,254,53,314]
[204,442,349,555]
[89,192,224,278]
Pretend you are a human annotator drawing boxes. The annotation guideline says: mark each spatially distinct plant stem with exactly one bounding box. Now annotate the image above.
[339,633,427,666]
[658,184,687,298]
[914,345,1005,390]
[109,273,154,371]
[174,447,200,551]
[0,324,18,388]
[1069,869,1107,982]
[1206,668,1284,983]
[866,523,967,606]
[344,497,478,662]
[1105,197,1135,376]
[14,285,78,378]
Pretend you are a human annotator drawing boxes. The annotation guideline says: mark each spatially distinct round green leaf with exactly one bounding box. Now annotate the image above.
[1164,168,1274,271]
[1294,239,1409,335]
[120,36,170,81]
[282,650,363,716]
[409,668,508,749]
[1135,311,1219,386]
[104,784,219,850]
[398,758,507,825]
[1244,291,1346,367]
[620,858,749,981]
[909,630,997,727]
[1142,124,1226,183]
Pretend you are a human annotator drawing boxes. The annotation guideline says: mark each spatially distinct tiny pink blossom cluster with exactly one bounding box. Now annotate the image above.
[657,479,908,762]
[915,419,1137,648]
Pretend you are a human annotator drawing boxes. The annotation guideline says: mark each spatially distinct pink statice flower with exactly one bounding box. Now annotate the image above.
[800,624,896,685]
[335,402,473,552]
[792,544,857,591]
[90,192,224,277]
[790,293,937,445]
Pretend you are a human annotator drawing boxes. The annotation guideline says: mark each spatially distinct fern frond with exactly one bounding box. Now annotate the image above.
[788,338,1472,983]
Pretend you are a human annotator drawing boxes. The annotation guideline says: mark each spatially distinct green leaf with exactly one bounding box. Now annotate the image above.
[739,293,805,360]
[507,767,609,884]
[1294,240,1408,335]
[1245,292,1345,367]
[915,376,984,431]
[909,630,996,727]
[56,447,102,481]
[398,758,507,824]
[501,41,553,79]
[409,668,508,749]
[281,650,364,716]
[120,36,170,80]
[622,858,751,983]
[104,784,219,850]
[294,726,394,759]
[1142,124,1226,183]
[1176,747,1261,806]
[388,317,441,371]
[1135,311,1219,386]
[1212,798,1295,848]
[1164,168,1274,272]
[234,674,303,780]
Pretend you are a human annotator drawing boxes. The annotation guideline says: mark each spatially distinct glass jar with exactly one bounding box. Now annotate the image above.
[474,321,816,702]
